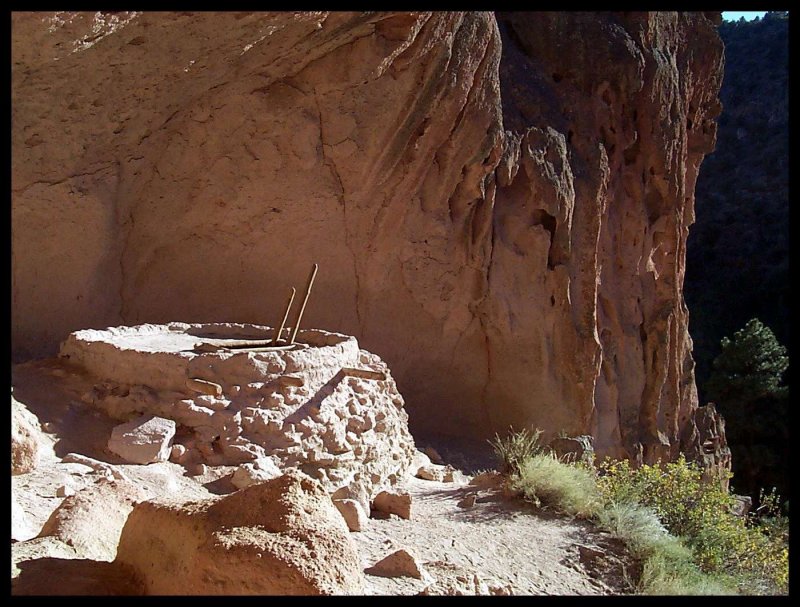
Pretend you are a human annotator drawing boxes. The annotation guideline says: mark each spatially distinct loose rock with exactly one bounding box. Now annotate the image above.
[107,415,176,465]
[230,458,282,489]
[366,548,426,580]
[334,498,369,532]
[372,490,412,520]
[457,494,477,509]
[38,479,148,561]
[56,484,75,498]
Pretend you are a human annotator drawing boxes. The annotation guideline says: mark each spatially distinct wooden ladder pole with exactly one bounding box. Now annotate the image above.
[289,263,319,345]
[273,286,297,344]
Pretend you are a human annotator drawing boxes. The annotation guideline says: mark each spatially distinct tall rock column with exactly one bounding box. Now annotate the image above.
[489,12,724,462]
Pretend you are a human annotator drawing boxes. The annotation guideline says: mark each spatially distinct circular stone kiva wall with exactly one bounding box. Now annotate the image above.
[59,322,416,498]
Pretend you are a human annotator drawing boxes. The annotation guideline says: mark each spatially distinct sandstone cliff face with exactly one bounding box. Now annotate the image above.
[11,11,724,463]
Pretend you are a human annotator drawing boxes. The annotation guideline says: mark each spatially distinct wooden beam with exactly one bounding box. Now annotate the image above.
[186,377,223,397]
[340,367,387,381]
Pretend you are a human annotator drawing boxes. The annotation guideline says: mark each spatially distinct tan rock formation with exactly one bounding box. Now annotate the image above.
[11,395,47,475]
[38,478,147,561]
[115,471,364,595]
[11,12,724,464]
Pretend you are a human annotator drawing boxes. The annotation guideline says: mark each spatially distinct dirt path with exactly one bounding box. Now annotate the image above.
[353,474,633,595]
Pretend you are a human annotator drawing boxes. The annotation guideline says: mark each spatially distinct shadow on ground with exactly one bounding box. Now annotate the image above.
[13,558,143,595]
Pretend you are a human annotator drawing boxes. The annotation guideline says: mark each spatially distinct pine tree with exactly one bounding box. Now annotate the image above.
[703,318,789,503]
[705,318,788,407]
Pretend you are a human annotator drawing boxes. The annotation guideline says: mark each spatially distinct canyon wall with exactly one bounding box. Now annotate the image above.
[11,11,724,462]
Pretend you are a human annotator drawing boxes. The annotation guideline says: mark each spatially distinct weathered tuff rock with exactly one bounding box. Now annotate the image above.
[115,471,364,595]
[11,12,724,465]
[334,498,369,532]
[58,322,416,500]
[38,478,149,561]
[230,458,282,489]
[11,395,48,475]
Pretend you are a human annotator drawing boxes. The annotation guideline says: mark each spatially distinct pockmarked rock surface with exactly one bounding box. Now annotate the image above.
[115,471,365,595]
[12,12,723,465]
[58,322,416,500]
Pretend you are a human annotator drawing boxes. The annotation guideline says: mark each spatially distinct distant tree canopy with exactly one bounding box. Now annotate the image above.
[705,318,788,407]
[703,319,789,505]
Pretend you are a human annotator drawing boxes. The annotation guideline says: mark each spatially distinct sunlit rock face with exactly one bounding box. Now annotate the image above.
[12,11,723,463]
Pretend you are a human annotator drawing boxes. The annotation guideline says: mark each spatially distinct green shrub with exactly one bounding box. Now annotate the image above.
[489,427,544,475]
[596,455,788,594]
[596,501,738,595]
[492,430,788,595]
[705,318,788,407]
[510,453,600,518]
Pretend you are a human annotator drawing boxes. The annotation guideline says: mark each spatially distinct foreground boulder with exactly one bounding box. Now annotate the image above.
[334,498,369,532]
[372,490,412,520]
[38,478,148,561]
[115,471,364,595]
[366,548,427,580]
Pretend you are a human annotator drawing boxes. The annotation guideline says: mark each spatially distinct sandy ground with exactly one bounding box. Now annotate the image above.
[11,360,635,595]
